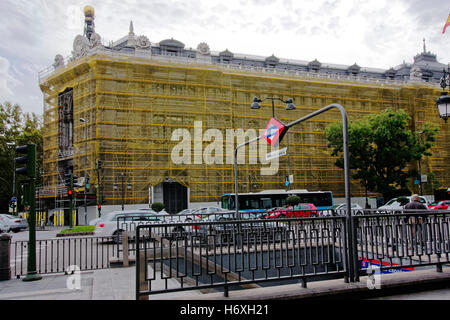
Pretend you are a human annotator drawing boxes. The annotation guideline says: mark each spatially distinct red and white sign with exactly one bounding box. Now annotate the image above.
[262,118,287,146]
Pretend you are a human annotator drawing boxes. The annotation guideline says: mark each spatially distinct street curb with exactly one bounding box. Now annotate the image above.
[56,232,94,237]
[166,268,450,300]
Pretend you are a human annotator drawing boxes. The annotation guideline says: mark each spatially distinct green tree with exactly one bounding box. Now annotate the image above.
[151,202,165,213]
[286,195,301,206]
[325,108,438,201]
[0,102,43,213]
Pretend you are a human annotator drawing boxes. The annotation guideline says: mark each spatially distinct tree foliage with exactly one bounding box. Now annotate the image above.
[151,202,165,212]
[324,108,438,201]
[0,102,43,212]
[286,195,301,206]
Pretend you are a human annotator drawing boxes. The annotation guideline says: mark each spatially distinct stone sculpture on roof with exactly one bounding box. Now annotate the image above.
[197,42,210,55]
[53,54,64,70]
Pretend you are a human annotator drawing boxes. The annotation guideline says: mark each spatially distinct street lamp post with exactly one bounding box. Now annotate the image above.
[436,65,450,122]
[234,103,355,281]
[418,131,424,196]
[251,96,296,190]
[121,172,125,211]
[79,118,88,224]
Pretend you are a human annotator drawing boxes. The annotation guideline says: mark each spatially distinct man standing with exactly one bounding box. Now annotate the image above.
[404,194,427,210]
[404,194,428,246]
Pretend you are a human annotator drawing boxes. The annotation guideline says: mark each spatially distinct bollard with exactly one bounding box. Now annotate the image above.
[122,232,129,267]
[139,251,149,300]
[0,233,12,281]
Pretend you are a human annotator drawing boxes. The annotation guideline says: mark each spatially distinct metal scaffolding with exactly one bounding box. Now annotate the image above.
[38,52,450,206]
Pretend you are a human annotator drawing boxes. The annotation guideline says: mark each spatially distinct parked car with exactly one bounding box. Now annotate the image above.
[428,200,450,210]
[194,211,285,245]
[0,218,9,233]
[89,208,163,226]
[264,203,318,219]
[191,207,230,220]
[94,210,162,240]
[177,208,195,215]
[377,196,428,212]
[94,210,189,242]
[323,203,363,216]
[0,214,28,232]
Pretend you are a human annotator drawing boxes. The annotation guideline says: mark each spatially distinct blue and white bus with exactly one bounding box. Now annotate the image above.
[220,189,334,213]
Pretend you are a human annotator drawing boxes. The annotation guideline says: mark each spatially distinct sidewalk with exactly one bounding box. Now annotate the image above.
[0,267,449,300]
[0,266,203,300]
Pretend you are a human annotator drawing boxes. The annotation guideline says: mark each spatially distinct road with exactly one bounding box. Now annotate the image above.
[7,226,65,242]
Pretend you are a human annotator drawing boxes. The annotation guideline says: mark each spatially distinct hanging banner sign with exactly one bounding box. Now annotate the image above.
[262,118,288,146]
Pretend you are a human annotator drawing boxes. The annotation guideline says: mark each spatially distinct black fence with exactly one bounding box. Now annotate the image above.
[8,208,450,297]
[11,236,116,277]
[134,208,450,299]
[356,211,450,274]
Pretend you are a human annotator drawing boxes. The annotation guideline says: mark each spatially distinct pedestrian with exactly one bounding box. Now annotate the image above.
[404,194,428,247]
[404,194,427,210]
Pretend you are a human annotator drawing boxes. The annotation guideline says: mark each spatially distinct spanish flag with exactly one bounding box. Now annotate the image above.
[443,14,450,34]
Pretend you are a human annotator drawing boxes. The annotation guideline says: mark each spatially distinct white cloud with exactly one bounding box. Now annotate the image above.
[0,56,18,98]
[0,0,449,115]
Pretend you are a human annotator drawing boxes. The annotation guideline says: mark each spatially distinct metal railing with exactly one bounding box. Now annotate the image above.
[134,208,450,299]
[8,208,450,291]
[355,210,450,274]
[11,236,117,277]
[135,216,348,299]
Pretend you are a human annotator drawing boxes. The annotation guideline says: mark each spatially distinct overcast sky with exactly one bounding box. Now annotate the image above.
[1,0,449,116]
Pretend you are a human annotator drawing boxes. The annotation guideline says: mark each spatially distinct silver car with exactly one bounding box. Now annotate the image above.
[0,214,28,232]
[0,218,9,233]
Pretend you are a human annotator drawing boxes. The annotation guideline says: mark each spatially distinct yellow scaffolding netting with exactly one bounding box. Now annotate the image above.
[39,53,450,204]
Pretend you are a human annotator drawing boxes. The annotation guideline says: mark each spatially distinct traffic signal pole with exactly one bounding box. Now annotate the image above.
[69,174,74,228]
[15,143,41,282]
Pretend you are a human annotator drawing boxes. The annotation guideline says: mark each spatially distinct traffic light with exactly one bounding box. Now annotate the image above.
[64,173,78,187]
[64,173,77,199]
[21,184,30,206]
[96,159,102,170]
[64,173,72,187]
[15,144,36,178]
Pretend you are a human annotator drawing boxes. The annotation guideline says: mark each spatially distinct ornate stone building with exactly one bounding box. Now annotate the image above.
[38,6,449,212]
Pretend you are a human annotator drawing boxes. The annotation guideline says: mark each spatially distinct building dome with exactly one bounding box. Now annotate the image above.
[84,5,95,17]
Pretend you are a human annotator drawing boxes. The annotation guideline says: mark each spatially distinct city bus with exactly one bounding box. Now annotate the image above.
[220,189,334,213]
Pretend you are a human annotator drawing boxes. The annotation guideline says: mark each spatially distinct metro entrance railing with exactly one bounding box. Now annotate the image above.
[134,209,450,300]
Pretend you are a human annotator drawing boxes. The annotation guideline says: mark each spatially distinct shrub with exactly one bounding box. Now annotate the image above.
[286,195,301,206]
[151,202,165,212]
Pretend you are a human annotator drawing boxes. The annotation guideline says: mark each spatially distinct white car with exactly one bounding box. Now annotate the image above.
[377,196,428,212]
[0,214,28,232]
[0,218,9,233]
[94,210,189,242]
[322,203,364,216]
[190,207,230,220]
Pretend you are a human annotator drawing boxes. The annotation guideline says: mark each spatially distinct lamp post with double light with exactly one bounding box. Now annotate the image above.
[251,96,296,190]
[436,65,450,123]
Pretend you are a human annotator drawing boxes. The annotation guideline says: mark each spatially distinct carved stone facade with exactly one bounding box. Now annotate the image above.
[61,8,447,85]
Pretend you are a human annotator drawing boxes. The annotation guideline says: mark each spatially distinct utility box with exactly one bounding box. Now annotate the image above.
[0,233,12,281]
